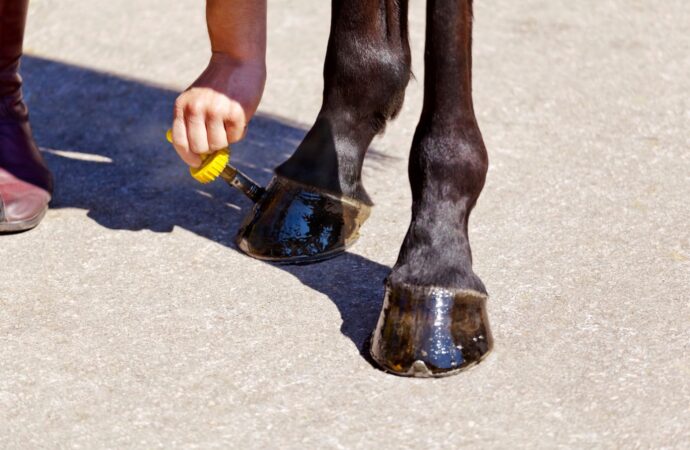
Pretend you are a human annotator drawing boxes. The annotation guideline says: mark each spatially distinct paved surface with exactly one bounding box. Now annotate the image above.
[2,0,689,448]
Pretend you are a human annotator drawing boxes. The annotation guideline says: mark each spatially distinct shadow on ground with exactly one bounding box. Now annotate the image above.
[22,56,391,357]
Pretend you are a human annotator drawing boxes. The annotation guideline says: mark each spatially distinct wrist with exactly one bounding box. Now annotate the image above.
[209,52,266,71]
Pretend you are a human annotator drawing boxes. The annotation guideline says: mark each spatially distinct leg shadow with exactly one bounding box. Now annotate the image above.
[22,56,392,355]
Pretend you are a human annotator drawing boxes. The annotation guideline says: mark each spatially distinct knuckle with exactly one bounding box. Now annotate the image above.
[185,100,205,117]
[173,99,187,118]
[227,102,245,122]
[206,101,226,119]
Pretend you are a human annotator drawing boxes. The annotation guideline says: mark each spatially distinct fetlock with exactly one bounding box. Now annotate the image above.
[388,203,486,293]
[389,129,488,291]
[276,4,411,202]
[276,114,374,203]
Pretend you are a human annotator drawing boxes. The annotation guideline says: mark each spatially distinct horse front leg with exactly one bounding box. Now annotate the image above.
[236,0,412,263]
[370,0,493,377]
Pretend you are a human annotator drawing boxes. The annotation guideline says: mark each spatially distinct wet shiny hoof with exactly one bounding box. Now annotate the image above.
[369,281,493,378]
[236,176,371,264]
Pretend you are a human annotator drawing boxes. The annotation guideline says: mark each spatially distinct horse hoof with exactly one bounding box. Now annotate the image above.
[369,281,493,378]
[235,176,371,264]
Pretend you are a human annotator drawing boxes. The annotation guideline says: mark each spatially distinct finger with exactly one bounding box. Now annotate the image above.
[171,115,201,168]
[206,116,230,152]
[185,103,210,155]
[225,103,248,144]
[225,123,248,144]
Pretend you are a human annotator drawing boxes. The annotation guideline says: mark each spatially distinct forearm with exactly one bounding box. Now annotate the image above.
[171,0,267,165]
[207,0,267,64]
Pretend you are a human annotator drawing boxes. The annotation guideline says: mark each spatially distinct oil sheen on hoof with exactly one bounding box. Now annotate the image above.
[236,176,371,264]
[370,281,493,377]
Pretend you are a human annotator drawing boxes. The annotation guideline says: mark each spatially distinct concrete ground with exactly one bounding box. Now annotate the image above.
[1,0,688,448]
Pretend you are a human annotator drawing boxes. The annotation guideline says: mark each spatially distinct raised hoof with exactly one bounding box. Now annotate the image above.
[370,281,493,378]
[235,176,371,265]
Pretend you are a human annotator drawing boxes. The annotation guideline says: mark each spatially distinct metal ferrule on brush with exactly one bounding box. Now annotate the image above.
[220,165,265,203]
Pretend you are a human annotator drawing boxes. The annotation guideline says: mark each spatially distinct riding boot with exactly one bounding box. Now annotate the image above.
[0,0,52,232]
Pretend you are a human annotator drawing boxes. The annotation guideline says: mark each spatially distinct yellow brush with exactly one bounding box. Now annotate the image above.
[166,129,265,202]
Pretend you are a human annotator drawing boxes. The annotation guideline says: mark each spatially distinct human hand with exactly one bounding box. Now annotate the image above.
[170,53,266,167]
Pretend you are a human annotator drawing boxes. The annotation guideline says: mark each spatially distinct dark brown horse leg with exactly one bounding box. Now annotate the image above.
[237,0,411,263]
[277,0,411,201]
[370,0,493,377]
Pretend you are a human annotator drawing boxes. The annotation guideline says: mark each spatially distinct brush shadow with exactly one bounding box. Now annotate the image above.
[21,56,392,355]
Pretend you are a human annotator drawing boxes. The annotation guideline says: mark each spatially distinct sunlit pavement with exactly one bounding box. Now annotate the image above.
[1,1,688,447]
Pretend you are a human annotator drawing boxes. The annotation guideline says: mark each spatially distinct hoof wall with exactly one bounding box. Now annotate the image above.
[236,176,371,264]
[369,281,493,378]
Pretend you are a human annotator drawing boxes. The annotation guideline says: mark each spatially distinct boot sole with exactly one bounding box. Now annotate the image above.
[0,207,47,234]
